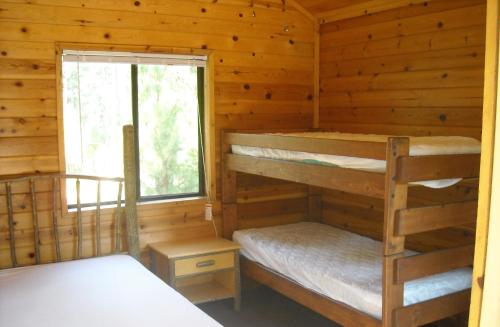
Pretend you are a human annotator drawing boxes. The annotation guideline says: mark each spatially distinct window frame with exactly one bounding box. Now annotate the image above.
[131,64,206,202]
[56,44,215,213]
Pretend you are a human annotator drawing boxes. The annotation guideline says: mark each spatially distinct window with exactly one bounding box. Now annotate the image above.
[61,51,206,205]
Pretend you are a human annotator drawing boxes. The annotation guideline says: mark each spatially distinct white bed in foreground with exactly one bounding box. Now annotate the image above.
[233,222,472,319]
[0,255,220,327]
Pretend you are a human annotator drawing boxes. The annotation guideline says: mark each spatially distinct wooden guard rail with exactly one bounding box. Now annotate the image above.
[395,245,475,283]
[395,201,478,236]
[393,290,471,326]
[1,174,124,268]
[384,138,478,326]
[396,154,481,182]
[226,154,386,198]
[226,132,388,159]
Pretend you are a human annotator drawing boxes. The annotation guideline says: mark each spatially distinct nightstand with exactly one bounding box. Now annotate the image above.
[149,237,241,310]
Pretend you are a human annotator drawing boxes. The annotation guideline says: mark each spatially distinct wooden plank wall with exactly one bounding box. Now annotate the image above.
[319,0,486,252]
[320,0,485,138]
[0,0,315,267]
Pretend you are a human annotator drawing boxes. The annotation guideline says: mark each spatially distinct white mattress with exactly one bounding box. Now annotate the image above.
[0,255,220,327]
[232,132,481,188]
[233,222,472,319]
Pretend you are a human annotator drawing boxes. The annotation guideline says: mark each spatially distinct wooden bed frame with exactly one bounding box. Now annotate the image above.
[1,125,140,269]
[221,131,480,327]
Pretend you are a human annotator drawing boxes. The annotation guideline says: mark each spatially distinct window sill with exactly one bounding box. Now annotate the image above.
[64,196,209,216]
[137,196,208,207]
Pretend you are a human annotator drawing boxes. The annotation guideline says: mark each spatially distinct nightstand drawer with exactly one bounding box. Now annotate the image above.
[175,251,234,277]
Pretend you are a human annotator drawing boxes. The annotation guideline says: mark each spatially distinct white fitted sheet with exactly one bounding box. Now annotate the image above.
[233,222,472,319]
[0,255,220,327]
[231,132,481,189]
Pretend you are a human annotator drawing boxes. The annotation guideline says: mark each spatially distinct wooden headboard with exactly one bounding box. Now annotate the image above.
[0,125,140,269]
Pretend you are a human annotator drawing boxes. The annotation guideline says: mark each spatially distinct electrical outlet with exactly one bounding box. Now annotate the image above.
[205,203,213,221]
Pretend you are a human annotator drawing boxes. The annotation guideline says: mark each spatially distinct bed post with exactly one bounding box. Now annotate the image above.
[221,130,237,239]
[123,125,141,260]
[382,137,409,327]
[307,186,322,222]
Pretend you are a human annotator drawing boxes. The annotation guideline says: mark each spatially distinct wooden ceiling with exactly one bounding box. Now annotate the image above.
[294,0,371,15]
[292,0,428,23]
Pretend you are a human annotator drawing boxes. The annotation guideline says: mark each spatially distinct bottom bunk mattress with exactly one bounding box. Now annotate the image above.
[233,222,472,319]
[0,254,220,327]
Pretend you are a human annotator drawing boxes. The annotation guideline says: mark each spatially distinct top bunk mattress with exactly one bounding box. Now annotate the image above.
[233,222,472,320]
[0,255,220,327]
[231,132,481,188]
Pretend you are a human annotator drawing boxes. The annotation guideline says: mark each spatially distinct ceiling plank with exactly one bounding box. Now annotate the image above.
[294,0,437,24]
[288,0,317,23]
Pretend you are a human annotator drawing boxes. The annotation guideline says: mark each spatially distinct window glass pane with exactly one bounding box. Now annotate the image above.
[137,65,200,197]
[62,62,132,204]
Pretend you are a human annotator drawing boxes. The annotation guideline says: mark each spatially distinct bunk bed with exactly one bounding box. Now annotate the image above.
[0,126,220,327]
[221,131,481,327]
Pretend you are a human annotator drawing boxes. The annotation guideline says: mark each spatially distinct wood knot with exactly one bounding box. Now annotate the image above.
[134,1,141,6]
[14,81,23,87]
[437,21,444,28]
[21,27,28,33]
[289,39,295,45]
[232,35,239,42]
[32,64,40,70]
[439,114,447,122]
[243,84,251,90]
[104,33,111,39]
[477,276,484,289]
[1,51,7,56]
[201,44,208,49]
[307,94,313,101]
[265,92,272,100]
[201,8,206,13]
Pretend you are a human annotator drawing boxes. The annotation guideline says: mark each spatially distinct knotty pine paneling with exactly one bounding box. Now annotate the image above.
[0,0,315,267]
[319,0,485,251]
[319,0,486,139]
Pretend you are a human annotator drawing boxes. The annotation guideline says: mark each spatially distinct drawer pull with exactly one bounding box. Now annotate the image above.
[196,259,216,268]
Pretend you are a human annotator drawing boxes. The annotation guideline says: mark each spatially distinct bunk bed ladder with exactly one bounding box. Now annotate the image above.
[382,137,479,326]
